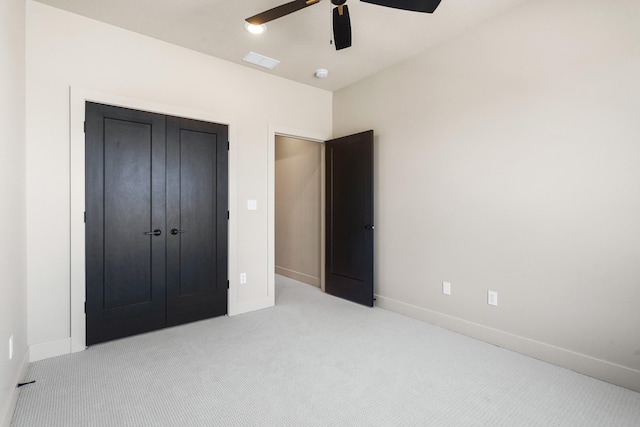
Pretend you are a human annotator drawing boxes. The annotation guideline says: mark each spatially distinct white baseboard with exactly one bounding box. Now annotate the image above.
[228,297,274,316]
[275,266,319,287]
[1,347,29,427]
[375,294,640,393]
[29,338,71,362]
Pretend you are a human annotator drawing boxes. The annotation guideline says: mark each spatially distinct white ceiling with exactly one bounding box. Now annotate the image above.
[33,0,531,91]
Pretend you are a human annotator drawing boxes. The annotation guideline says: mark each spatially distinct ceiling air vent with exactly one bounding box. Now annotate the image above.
[242,52,280,70]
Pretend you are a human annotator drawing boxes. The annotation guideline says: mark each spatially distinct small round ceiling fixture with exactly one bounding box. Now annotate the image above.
[315,69,329,79]
[244,22,267,35]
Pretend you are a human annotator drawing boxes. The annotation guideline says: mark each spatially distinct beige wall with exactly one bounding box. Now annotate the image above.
[0,0,29,425]
[275,136,322,287]
[334,0,640,391]
[25,1,332,359]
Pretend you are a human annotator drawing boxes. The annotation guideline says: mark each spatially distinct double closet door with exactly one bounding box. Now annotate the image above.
[85,102,228,345]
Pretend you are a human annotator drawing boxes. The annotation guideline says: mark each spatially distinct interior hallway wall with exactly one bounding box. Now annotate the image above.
[275,136,321,287]
[333,0,640,391]
[0,0,29,425]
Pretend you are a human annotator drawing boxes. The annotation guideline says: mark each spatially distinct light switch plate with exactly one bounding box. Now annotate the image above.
[488,291,498,306]
[442,281,451,295]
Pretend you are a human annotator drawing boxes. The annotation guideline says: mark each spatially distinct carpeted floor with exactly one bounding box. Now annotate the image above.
[11,275,640,426]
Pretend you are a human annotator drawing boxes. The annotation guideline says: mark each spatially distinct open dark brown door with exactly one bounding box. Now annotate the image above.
[325,130,374,307]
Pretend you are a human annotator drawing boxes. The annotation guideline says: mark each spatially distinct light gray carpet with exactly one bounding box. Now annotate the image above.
[11,275,640,426]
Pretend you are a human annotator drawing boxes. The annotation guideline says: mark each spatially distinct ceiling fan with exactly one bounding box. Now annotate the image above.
[246,0,443,50]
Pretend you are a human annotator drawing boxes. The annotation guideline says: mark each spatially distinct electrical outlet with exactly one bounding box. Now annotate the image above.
[9,335,13,360]
[247,200,257,211]
[488,291,498,306]
[442,281,451,295]
[240,273,247,284]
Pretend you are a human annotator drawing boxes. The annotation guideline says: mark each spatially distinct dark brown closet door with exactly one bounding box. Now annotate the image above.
[85,102,167,345]
[166,116,228,326]
[85,103,228,345]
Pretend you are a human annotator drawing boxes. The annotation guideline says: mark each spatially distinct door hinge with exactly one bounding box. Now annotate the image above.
[83,121,86,133]
[84,211,86,223]
[227,141,230,151]
[227,280,229,289]
[84,302,86,313]
[227,211,230,220]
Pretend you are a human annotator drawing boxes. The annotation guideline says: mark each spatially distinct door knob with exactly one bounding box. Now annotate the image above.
[170,228,186,235]
[364,224,375,230]
[144,229,162,236]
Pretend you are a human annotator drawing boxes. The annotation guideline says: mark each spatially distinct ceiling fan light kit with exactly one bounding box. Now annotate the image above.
[244,22,267,34]
[245,0,442,51]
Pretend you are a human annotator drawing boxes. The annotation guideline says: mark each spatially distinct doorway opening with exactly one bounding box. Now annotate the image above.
[274,135,324,291]
[272,129,374,307]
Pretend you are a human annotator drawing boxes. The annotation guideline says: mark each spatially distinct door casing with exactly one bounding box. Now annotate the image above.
[67,90,331,357]
[69,88,238,354]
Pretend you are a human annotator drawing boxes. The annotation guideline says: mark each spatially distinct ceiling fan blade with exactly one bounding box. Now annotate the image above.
[333,4,352,50]
[360,0,442,13]
[246,0,321,25]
